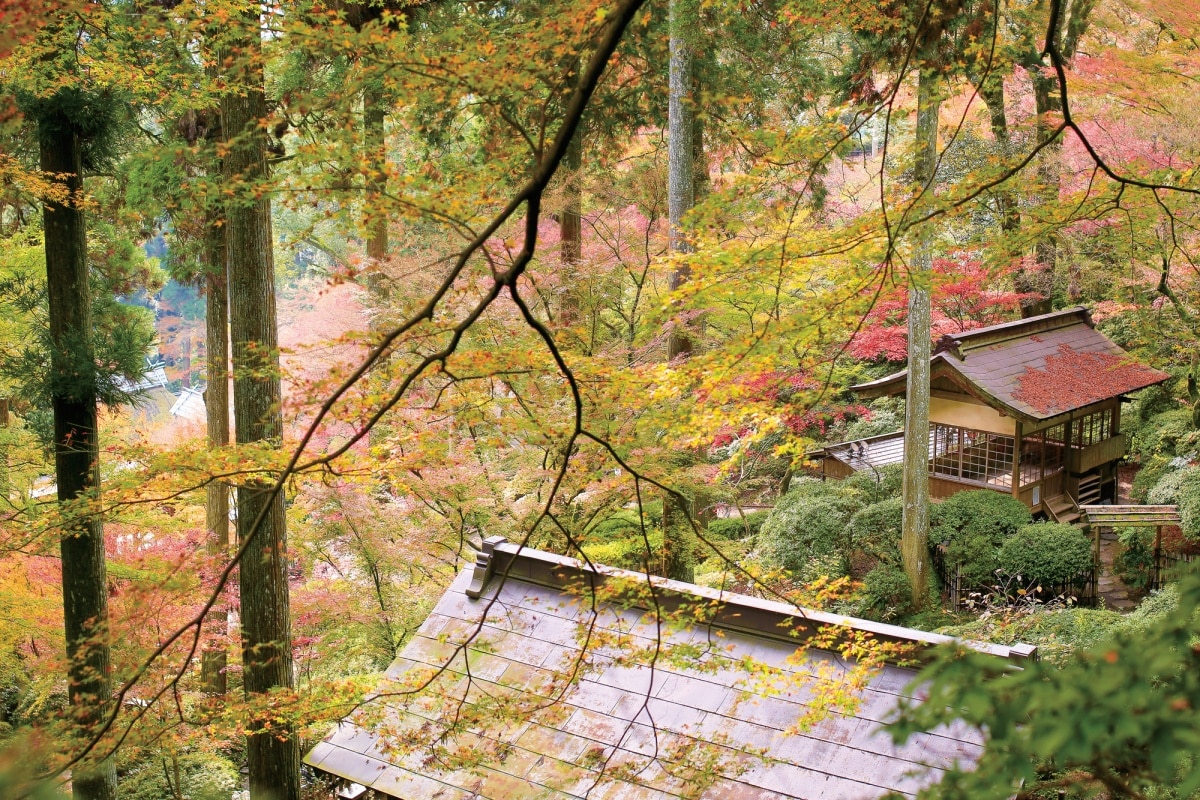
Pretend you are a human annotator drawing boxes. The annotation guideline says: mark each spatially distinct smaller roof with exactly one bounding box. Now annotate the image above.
[815,430,924,471]
[306,539,1033,800]
[168,385,206,422]
[853,307,1169,423]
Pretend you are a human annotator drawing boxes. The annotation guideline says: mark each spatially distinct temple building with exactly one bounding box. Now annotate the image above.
[814,307,1169,523]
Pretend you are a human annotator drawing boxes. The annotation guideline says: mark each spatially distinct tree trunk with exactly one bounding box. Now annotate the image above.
[41,111,118,800]
[559,125,582,328]
[900,70,940,612]
[660,0,696,583]
[666,3,694,363]
[221,8,300,799]
[976,74,1020,234]
[1016,0,1094,317]
[364,85,388,288]
[201,215,230,696]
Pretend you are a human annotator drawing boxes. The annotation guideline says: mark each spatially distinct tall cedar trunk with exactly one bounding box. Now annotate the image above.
[41,112,118,800]
[976,75,1020,234]
[201,216,230,695]
[660,0,695,583]
[1017,71,1058,317]
[900,71,940,612]
[1017,0,1094,316]
[364,85,388,284]
[221,9,300,799]
[558,126,582,328]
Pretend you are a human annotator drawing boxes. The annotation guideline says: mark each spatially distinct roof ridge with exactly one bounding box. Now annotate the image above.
[469,536,1037,666]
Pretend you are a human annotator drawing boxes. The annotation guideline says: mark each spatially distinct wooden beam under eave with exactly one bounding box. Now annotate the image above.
[1011,421,1023,500]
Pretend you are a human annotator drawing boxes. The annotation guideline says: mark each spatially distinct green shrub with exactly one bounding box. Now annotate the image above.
[841,463,903,502]
[760,485,863,575]
[996,522,1093,585]
[848,497,903,566]
[583,529,664,571]
[706,510,769,540]
[932,490,1031,584]
[1148,466,1200,505]
[860,562,912,620]
[1114,528,1155,592]
[1132,456,1173,503]
[119,752,239,800]
[1131,408,1196,459]
[1178,470,1200,540]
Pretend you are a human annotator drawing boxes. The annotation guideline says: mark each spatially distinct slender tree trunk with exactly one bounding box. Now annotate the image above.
[976,75,1020,234]
[660,0,696,583]
[364,86,388,283]
[900,70,940,612]
[41,111,117,800]
[559,126,582,327]
[201,216,230,696]
[221,8,300,799]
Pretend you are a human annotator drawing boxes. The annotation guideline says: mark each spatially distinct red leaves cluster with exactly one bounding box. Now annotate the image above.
[847,256,1032,362]
[1011,344,1168,415]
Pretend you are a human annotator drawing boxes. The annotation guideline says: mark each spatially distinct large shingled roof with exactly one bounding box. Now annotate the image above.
[304,539,1032,799]
[852,307,1169,422]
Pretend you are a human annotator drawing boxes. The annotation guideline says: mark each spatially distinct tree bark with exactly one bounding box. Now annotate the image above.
[221,7,300,798]
[201,214,230,696]
[41,110,118,800]
[364,85,388,285]
[666,3,694,363]
[559,125,582,328]
[900,70,940,612]
[976,74,1020,234]
[660,0,696,583]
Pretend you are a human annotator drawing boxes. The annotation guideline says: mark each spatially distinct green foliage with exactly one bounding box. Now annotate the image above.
[848,496,903,567]
[996,523,1093,586]
[118,752,239,800]
[760,481,866,577]
[931,490,1031,584]
[936,606,1125,668]
[1150,467,1200,506]
[891,571,1200,797]
[706,509,768,540]
[860,562,912,620]
[582,529,665,572]
[840,463,904,501]
[1180,472,1200,540]
[1134,456,1176,503]
[1132,408,1199,460]
[1115,528,1156,592]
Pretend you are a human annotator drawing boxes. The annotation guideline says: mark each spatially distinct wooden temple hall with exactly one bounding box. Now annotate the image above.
[815,308,1170,522]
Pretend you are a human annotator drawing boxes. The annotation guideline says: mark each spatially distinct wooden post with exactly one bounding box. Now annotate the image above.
[1153,524,1163,591]
[1011,422,1022,499]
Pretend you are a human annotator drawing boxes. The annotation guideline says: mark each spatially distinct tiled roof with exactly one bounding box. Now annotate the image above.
[852,307,1169,422]
[305,540,1031,799]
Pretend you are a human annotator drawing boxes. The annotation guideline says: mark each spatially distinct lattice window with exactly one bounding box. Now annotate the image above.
[1072,409,1113,447]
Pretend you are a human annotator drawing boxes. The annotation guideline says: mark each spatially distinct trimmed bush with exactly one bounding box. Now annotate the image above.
[841,463,903,502]
[848,497,903,566]
[996,522,1093,585]
[1114,528,1155,592]
[861,562,912,620]
[760,480,869,576]
[706,510,769,540]
[931,490,1031,584]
